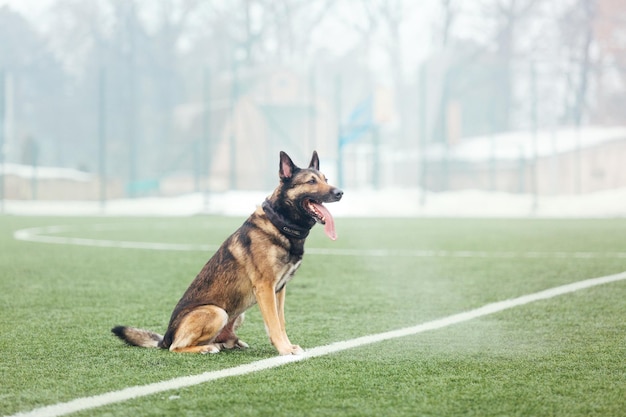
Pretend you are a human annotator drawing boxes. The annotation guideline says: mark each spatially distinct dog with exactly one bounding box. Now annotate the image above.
[112,151,343,355]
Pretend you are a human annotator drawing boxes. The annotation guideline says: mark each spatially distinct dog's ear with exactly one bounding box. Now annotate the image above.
[279,151,297,180]
[308,151,320,171]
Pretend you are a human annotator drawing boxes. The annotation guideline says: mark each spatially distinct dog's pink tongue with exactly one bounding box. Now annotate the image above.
[312,202,337,240]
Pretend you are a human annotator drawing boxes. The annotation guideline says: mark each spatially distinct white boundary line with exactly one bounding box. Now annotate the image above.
[12,225,218,252]
[13,225,626,258]
[7,270,626,417]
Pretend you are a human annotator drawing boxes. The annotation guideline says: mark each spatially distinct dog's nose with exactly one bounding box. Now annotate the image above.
[332,188,343,201]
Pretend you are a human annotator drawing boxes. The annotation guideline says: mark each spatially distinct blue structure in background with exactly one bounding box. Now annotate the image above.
[339,95,376,149]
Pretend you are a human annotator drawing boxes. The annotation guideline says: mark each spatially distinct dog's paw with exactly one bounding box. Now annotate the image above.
[200,343,221,354]
[236,339,249,349]
[222,339,249,350]
[278,344,304,355]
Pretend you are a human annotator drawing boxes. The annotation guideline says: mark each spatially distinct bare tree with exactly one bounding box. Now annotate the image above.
[485,0,539,130]
[439,0,457,48]
[587,0,626,124]
[558,0,596,125]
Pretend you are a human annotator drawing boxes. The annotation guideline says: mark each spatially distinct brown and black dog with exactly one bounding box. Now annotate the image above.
[112,151,342,355]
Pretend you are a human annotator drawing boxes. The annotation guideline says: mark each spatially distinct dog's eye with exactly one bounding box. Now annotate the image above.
[307,178,317,184]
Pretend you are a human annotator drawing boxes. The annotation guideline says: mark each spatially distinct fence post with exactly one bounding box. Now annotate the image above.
[335,75,343,189]
[202,67,211,212]
[98,66,107,210]
[518,145,526,193]
[0,69,5,213]
[127,31,138,198]
[308,70,317,153]
[530,61,538,212]
[489,134,496,191]
[418,64,427,206]
[372,126,380,189]
[29,137,38,200]
[229,58,239,190]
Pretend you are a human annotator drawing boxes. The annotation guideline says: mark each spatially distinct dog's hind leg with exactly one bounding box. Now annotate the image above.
[169,305,228,354]
[215,313,249,350]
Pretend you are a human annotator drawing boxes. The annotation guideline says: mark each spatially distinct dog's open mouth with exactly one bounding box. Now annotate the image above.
[303,198,337,240]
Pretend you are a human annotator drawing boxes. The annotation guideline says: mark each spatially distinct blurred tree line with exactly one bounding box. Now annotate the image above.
[0,0,625,184]
[429,0,626,144]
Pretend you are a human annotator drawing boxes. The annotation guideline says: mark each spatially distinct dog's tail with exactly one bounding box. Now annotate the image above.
[112,326,164,348]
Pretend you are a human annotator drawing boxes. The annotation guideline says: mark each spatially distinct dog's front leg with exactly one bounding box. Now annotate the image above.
[254,283,303,355]
[276,286,295,348]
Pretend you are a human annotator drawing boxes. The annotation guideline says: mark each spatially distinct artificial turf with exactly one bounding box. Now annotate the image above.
[1,216,625,416]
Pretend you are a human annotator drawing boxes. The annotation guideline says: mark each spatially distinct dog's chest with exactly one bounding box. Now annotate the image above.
[275,259,302,293]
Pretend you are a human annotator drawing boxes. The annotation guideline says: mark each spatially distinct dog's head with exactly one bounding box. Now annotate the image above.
[273,151,343,240]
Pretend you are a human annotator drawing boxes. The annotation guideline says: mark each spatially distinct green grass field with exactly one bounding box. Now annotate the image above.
[1,216,626,417]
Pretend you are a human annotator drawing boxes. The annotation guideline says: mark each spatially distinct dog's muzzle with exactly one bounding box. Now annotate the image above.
[330,188,343,202]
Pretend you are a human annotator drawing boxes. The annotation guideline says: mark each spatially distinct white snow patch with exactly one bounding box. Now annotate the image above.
[427,126,626,162]
[0,163,92,182]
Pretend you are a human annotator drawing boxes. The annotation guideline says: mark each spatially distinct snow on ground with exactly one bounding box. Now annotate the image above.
[0,163,92,181]
[2,126,625,218]
[426,126,626,162]
[3,187,626,218]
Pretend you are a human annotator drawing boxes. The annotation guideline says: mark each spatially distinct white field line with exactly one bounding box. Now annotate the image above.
[7,270,626,417]
[12,225,626,259]
[12,226,219,252]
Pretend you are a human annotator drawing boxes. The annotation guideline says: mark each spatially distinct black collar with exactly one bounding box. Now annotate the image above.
[262,199,310,239]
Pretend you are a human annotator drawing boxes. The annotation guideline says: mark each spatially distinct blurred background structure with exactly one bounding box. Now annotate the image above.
[1,0,625,210]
